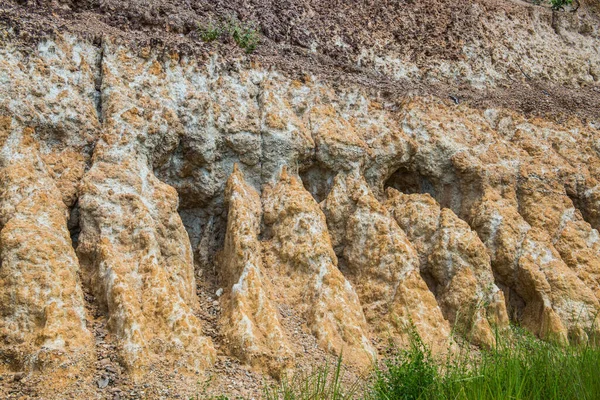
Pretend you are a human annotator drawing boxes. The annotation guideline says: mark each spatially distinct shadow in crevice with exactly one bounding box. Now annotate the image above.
[383,165,526,325]
[299,164,337,203]
[178,208,227,277]
[384,166,437,198]
[565,187,600,231]
[383,164,482,223]
[68,201,81,248]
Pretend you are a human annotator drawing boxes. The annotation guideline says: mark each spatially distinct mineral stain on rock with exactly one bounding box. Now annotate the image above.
[1,0,600,397]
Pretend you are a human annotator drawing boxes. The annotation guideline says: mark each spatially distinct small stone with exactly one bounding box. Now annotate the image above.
[99,357,111,366]
[12,372,25,382]
[215,288,224,297]
[96,328,108,338]
[97,376,110,389]
[212,300,219,307]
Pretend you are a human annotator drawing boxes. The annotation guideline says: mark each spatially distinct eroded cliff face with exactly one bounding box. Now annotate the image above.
[1,0,600,397]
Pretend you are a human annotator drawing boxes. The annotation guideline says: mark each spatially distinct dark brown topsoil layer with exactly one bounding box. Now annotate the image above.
[1,0,600,122]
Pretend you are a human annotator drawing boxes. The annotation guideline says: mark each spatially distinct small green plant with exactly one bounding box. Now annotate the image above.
[371,332,437,400]
[551,0,573,10]
[198,21,223,43]
[197,17,260,53]
[263,355,362,400]
[229,20,260,54]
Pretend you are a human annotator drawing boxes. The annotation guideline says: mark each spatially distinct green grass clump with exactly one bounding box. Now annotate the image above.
[260,326,600,399]
[551,0,573,10]
[371,327,600,400]
[229,20,260,54]
[263,356,362,400]
[197,17,260,53]
[371,332,437,400]
[198,21,223,43]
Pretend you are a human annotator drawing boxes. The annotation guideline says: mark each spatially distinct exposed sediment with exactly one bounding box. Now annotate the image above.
[322,171,452,352]
[0,118,93,389]
[1,0,600,396]
[262,168,377,369]
[218,165,292,377]
[385,190,509,348]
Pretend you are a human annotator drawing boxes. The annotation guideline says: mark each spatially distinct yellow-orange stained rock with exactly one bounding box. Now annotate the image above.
[322,171,452,353]
[0,118,93,387]
[262,168,377,369]
[385,190,509,348]
[219,165,293,377]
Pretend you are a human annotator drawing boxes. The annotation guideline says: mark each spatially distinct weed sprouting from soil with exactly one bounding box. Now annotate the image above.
[198,16,260,53]
[261,326,600,399]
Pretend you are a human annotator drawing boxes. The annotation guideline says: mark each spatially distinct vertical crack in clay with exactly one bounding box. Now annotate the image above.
[93,37,104,124]
[257,74,267,183]
[67,200,81,248]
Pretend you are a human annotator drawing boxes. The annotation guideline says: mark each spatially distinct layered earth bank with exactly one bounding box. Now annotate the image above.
[1,0,600,398]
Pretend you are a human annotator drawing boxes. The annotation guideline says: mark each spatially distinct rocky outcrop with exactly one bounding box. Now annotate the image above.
[0,37,99,395]
[385,190,509,348]
[515,144,600,302]
[0,117,93,381]
[76,42,216,374]
[77,138,216,374]
[262,168,377,369]
[389,100,600,345]
[322,171,452,352]
[218,165,292,377]
[470,192,600,344]
[1,0,600,392]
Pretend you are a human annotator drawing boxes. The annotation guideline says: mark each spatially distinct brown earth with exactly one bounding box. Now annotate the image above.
[1,0,600,121]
